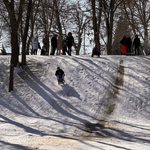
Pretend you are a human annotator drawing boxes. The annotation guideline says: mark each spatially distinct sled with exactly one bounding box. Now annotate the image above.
[58,77,64,85]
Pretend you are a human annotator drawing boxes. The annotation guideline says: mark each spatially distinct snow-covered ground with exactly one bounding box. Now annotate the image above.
[0,55,150,150]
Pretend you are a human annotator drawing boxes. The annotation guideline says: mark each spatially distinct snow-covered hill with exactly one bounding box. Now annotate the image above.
[0,55,150,150]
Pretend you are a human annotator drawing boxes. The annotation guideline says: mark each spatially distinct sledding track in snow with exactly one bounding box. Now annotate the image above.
[82,59,125,139]
[105,59,124,116]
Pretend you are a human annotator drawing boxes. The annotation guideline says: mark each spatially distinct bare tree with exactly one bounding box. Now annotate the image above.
[69,2,91,55]
[103,0,123,55]
[3,0,25,92]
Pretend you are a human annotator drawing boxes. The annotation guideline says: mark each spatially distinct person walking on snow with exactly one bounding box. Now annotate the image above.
[133,35,141,55]
[33,35,39,55]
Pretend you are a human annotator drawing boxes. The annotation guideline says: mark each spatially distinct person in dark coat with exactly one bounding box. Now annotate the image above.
[126,34,132,54]
[66,32,74,56]
[91,45,100,57]
[120,35,127,55]
[55,67,65,81]
[120,35,127,46]
[51,34,57,55]
[43,34,49,55]
[133,35,141,55]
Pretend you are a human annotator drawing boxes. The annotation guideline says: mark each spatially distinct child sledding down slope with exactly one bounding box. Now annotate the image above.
[55,67,65,84]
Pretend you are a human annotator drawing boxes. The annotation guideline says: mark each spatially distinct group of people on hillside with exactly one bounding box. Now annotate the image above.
[120,34,141,55]
[33,32,74,56]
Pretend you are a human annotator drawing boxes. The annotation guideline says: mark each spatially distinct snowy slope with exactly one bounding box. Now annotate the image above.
[0,55,150,150]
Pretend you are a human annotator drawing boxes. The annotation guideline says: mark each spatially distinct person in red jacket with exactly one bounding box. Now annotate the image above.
[120,35,127,55]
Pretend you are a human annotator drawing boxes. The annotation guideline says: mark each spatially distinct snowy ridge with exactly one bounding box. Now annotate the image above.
[0,55,150,150]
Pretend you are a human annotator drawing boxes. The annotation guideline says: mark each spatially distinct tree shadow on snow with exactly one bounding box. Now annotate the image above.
[0,114,47,136]
[71,57,118,93]
[17,66,96,124]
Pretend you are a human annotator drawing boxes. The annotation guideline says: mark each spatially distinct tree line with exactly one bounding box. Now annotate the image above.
[0,0,150,91]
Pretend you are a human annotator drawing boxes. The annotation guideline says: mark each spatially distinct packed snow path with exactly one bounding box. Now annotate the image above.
[0,55,150,150]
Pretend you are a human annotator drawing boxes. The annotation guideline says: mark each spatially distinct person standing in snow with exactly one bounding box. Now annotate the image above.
[133,35,141,55]
[126,34,132,55]
[43,34,49,55]
[33,35,39,55]
[51,34,57,55]
[120,35,127,46]
[57,36,62,55]
[120,35,127,55]
[66,32,74,56]
[62,37,67,55]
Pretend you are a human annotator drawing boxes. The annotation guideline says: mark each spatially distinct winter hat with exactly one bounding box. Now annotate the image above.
[36,35,38,38]
[126,34,130,37]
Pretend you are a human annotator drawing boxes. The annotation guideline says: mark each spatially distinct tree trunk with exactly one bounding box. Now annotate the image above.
[76,34,82,55]
[26,8,34,55]
[97,0,103,54]
[9,64,14,92]
[42,0,48,35]
[90,0,102,54]
[144,28,148,55]
[108,0,115,55]
[3,0,25,92]
[104,0,115,55]
[22,0,32,65]
[53,0,63,40]
[91,0,98,46]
